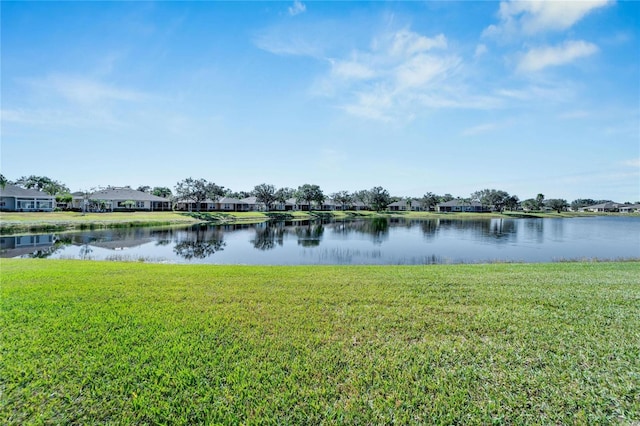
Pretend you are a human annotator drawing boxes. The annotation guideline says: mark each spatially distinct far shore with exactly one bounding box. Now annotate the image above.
[0,209,634,236]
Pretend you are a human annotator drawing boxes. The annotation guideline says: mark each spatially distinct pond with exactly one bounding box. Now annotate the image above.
[2,216,639,265]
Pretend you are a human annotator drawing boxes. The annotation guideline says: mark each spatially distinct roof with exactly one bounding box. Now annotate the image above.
[388,199,422,207]
[583,202,622,209]
[218,197,246,204]
[83,188,168,202]
[437,200,483,207]
[0,184,55,199]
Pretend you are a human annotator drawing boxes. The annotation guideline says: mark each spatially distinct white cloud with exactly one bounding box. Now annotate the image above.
[474,44,488,58]
[288,0,306,16]
[622,158,640,168]
[330,59,375,80]
[28,75,148,105]
[461,123,499,136]
[324,30,468,121]
[517,40,599,72]
[484,0,613,37]
[386,31,447,57]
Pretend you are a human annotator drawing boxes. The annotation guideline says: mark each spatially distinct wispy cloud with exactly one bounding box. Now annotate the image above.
[461,122,499,136]
[27,74,148,105]
[483,0,613,38]
[288,0,306,16]
[320,29,473,121]
[517,40,599,72]
[622,158,640,168]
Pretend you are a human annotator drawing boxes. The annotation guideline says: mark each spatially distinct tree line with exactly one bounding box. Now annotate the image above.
[1,174,633,213]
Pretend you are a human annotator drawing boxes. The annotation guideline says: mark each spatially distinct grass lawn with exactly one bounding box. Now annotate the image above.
[2,260,639,424]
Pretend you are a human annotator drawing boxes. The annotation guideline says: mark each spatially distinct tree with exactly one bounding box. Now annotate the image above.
[331,191,352,210]
[0,174,7,189]
[546,199,569,213]
[253,183,278,210]
[175,178,225,211]
[521,198,538,211]
[369,186,391,212]
[536,193,545,210]
[504,195,520,211]
[276,187,296,201]
[570,199,596,210]
[226,190,252,199]
[14,175,69,195]
[295,184,325,210]
[353,190,372,208]
[152,187,173,198]
[421,192,439,211]
[440,194,454,203]
[471,189,511,212]
[136,185,151,193]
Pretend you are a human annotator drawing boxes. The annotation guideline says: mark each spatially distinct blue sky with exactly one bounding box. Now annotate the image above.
[2,1,639,201]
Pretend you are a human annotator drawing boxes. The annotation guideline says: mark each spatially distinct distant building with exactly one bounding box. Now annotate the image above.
[0,184,55,212]
[436,199,489,213]
[72,187,172,212]
[578,202,622,213]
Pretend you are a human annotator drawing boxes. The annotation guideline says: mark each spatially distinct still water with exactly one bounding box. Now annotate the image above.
[2,216,639,265]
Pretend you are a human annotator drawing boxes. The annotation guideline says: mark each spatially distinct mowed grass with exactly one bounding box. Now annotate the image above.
[2,260,639,424]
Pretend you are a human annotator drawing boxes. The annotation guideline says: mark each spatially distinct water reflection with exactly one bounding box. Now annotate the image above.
[251,223,286,251]
[3,216,638,264]
[295,223,324,247]
[173,226,225,260]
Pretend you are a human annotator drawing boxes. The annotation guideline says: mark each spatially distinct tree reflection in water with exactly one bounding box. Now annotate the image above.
[296,223,324,247]
[252,224,287,251]
[173,226,226,260]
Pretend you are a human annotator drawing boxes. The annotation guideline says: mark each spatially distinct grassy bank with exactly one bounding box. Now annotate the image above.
[2,260,638,424]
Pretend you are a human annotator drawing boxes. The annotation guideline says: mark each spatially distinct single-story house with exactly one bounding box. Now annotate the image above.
[240,196,269,211]
[578,202,622,213]
[388,199,424,211]
[436,199,489,213]
[217,197,250,212]
[285,198,311,211]
[320,199,340,211]
[349,201,369,211]
[72,187,172,212]
[0,184,56,212]
[619,204,640,214]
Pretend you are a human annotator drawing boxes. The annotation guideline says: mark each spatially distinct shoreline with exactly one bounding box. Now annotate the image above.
[0,209,634,236]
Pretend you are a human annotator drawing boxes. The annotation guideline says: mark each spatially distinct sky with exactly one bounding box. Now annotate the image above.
[1,0,639,202]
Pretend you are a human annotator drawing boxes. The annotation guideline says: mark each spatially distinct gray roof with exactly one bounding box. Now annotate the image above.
[82,188,168,202]
[388,199,422,207]
[0,184,55,199]
[218,197,246,204]
[582,202,622,209]
[437,200,483,207]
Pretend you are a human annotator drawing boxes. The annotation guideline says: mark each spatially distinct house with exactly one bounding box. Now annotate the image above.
[436,199,489,213]
[174,198,215,211]
[285,198,310,211]
[320,199,339,211]
[72,187,172,212]
[0,184,56,212]
[349,200,369,211]
[578,202,622,213]
[241,196,268,211]
[619,204,640,214]
[388,199,424,212]
[217,197,249,212]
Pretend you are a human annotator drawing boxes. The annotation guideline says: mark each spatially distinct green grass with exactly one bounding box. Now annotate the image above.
[2,260,639,424]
